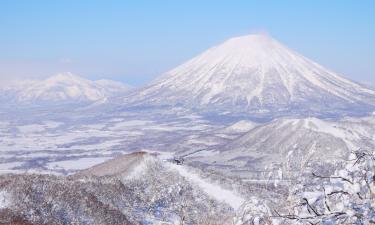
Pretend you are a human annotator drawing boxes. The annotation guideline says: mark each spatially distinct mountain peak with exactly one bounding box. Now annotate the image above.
[45,72,85,84]
[10,73,130,104]
[206,34,289,71]
[221,34,282,51]
[225,33,274,44]
[127,35,375,118]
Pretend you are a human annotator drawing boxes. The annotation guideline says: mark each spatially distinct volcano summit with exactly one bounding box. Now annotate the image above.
[126,34,375,119]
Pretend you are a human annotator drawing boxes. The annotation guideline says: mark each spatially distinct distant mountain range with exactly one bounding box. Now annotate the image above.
[0,72,130,105]
[124,34,375,118]
[2,35,375,118]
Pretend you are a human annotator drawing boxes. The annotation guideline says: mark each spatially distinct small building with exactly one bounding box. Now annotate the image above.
[174,157,184,165]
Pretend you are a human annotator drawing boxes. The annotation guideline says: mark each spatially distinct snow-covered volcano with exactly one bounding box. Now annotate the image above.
[127,34,375,118]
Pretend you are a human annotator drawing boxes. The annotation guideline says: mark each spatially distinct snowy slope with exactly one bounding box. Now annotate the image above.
[0,152,237,224]
[95,79,131,95]
[168,162,245,210]
[2,72,130,105]
[186,116,375,179]
[126,34,375,118]
[77,151,245,210]
[220,120,258,133]
[75,152,148,177]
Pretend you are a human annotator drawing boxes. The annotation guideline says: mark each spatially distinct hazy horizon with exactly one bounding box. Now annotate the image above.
[1,1,374,86]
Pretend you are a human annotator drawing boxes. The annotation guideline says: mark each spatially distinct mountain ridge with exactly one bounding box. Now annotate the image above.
[1,72,130,105]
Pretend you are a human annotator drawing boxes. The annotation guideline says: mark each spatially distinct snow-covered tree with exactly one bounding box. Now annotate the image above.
[235,149,375,225]
[281,150,375,224]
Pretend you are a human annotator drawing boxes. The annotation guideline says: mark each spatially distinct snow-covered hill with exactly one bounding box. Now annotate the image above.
[126,34,375,118]
[1,73,130,105]
[0,152,239,224]
[185,116,375,179]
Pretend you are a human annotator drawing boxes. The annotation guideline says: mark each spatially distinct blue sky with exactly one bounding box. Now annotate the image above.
[0,0,374,86]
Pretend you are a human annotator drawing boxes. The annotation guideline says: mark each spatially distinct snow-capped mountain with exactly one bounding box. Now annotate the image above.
[0,79,37,103]
[126,34,375,118]
[95,79,131,95]
[2,72,130,105]
[184,116,375,179]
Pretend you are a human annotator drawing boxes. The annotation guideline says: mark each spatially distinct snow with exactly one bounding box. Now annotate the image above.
[0,190,10,209]
[17,121,63,133]
[10,72,129,103]
[125,156,155,180]
[304,118,346,139]
[95,79,130,94]
[0,122,10,129]
[303,117,357,149]
[16,72,106,102]
[109,120,152,130]
[145,124,209,132]
[0,162,23,173]
[47,157,112,171]
[43,121,63,129]
[143,150,174,161]
[167,163,245,210]
[17,124,45,133]
[233,197,272,225]
[223,120,258,133]
[189,150,219,157]
[302,191,322,204]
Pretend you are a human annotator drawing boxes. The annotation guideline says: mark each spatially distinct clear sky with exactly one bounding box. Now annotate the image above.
[0,0,374,86]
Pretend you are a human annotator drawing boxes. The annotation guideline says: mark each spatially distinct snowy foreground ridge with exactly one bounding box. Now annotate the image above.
[0,153,243,224]
[1,151,374,224]
[0,34,375,225]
